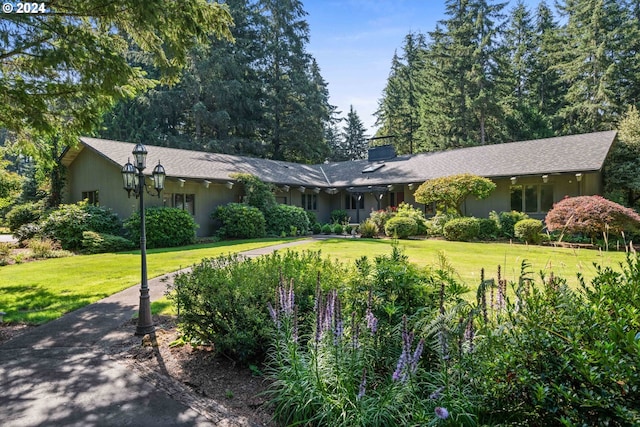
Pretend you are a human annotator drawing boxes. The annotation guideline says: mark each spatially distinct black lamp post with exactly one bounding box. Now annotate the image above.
[121,143,166,336]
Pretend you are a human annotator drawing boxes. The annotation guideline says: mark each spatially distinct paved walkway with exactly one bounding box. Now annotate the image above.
[0,239,315,427]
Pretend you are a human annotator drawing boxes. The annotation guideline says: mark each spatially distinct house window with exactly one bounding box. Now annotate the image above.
[173,193,195,215]
[510,184,553,213]
[301,194,317,210]
[276,196,288,205]
[82,190,99,205]
[345,193,364,210]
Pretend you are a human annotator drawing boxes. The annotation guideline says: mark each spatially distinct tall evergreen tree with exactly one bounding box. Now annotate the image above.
[340,106,369,161]
[554,0,627,133]
[419,0,507,150]
[257,0,331,163]
[375,33,427,154]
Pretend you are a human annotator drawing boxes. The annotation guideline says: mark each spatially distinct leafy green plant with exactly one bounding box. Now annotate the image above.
[40,201,121,250]
[369,207,395,232]
[358,219,378,238]
[6,201,46,233]
[384,216,418,238]
[426,212,460,236]
[321,223,332,234]
[332,223,344,234]
[14,223,41,243]
[443,217,479,241]
[477,217,499,240]
[414,173,496,215]
[514,218,543,244]
[265,204,310,236]
[396,202,428,235]
[231,173,276,214]
[125,207,197,248]
[490,210,529,238]
[212,203,266,239]
[312,222,322,234]
[169,250,350,362]
[81,231,135,254]
[330,209,349,224]
[26,238,56,258]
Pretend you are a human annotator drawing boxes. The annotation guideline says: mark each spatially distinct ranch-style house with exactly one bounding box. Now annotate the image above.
[60,130,617,237]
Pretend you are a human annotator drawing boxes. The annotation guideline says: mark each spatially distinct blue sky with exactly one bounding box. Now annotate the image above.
[303,0,546,133]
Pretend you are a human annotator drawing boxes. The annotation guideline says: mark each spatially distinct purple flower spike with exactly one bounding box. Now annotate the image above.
[357,368,367,400]
[435,406,449,419]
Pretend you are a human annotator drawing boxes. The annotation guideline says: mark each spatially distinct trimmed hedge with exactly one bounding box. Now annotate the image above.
[125,207,197,248]
[266,204,310,236]
[443,217,480,241]
[514,218,544,244]
[212,203,266,239]
[384,216,418,238]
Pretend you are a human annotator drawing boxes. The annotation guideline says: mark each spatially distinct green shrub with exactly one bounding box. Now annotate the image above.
[170,250,350,363]
[26,238,56,258]
[332,223,344,235]
[232,173,276,214]
[358,219,378,238]
[41,201,121,250]
[6,201,45,233]
[396,202,428,235]
[265,204,310,236]
[490,210,529,238]
[14,223,41,243]
[311,222,322,234]
[125,207,197,248]
[0,242,11,265]
[477,217,499,240]
[305,210,317,226]
[212,203,266,239]
[369,208,395,232]
[81,231,135,254]
[384,216,418,238]
[443,217,480,241]
[330,209,349,224]
[426,212,459,236]
[321,223,332,234]
[514,218,543,244]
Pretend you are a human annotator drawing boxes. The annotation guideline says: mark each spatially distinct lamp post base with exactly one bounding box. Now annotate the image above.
[135,292,155,336]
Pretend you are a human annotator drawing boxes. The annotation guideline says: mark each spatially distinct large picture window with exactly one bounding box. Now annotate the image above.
[301,194,317,210]
[510,184,553,213]
[345,193,364,210]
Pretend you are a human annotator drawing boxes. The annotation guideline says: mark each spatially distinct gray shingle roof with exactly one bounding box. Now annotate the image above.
[68,131,616,188]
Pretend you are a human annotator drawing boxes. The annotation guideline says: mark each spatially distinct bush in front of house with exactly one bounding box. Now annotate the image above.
[265,204,310,236]
[14,223,41,243]
[6,201,47,233]
[443,217,480,241]
[330,209,349,224]
[395,202,428,235]
[321,223,332,234]
[426,212,459,236]
[169,249,350,363]
[332,223,344,235]
[40,201,122,250]
[384,216,418,238]
[545,195,640,239]
[358,218,378,238]
[514,218,544,244]
[477,217,499,240]
[305,210,317,227]
[311,222,322,234]
[212,203,265,239]
[126,207,197,248]
[369,207,395,232]
[81,231,136,254]
[490,210,529,238]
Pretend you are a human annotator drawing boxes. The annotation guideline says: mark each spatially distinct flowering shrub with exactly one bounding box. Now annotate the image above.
[545,195,640,239]
[369,207,395,231]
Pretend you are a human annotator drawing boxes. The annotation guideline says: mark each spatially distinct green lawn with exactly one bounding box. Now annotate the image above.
[300,238,629,287]
[0,238,296,324]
